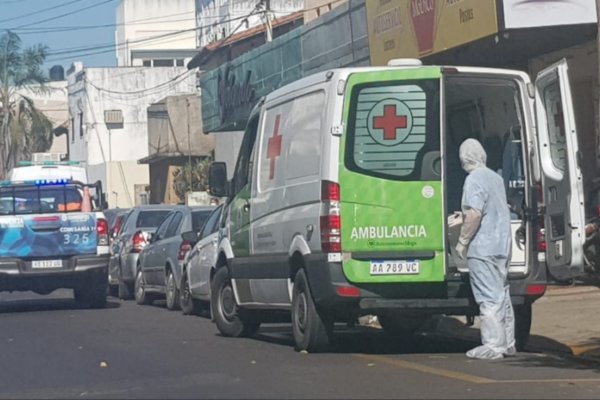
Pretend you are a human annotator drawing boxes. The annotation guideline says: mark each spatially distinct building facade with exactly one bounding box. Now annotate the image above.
[140,94,215,204]
[196,0,303,48]
[116,0,198,67]
[66,62,197,208]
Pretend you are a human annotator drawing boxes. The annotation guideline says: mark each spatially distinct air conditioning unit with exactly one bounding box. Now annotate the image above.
[32,153,62,162]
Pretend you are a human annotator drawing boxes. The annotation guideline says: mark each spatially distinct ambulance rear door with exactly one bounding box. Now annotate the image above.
[534,58,585,280]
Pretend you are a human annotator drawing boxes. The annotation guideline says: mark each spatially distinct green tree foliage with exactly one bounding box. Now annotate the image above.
[0,31,53,177]
[172,157,212,202]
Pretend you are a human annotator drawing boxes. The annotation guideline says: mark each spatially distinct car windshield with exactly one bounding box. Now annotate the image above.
[135,210,170,228]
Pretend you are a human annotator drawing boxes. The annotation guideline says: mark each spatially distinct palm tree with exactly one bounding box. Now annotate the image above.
[0,30,53,178]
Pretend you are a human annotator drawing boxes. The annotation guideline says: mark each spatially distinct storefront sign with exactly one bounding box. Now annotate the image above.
[503,0,596,29]
[217,67,256,124]
[367,0,498,66]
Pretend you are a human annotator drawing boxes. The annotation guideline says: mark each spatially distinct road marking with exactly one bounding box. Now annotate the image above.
[499,378,600,384]
[353,354,496,384]
[354,354,600,385]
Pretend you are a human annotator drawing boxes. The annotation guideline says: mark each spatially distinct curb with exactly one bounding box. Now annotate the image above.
[430,315,600,362]
[545,285,600,297]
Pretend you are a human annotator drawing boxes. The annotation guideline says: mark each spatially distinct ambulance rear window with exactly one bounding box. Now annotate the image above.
[345,79,440,181]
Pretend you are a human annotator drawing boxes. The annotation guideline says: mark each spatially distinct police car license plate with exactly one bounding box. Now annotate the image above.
[32,260,63,269]
[369,260,419,275]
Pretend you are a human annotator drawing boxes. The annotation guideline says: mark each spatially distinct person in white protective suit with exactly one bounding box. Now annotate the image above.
[456,138,516,360]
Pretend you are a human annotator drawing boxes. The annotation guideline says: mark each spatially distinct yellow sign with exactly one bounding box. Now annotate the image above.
[367,0,498,66]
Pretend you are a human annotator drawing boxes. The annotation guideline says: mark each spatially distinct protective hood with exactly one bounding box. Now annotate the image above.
[459,138,487,173]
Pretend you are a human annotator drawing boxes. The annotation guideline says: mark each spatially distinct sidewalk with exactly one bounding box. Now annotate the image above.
[432,284,600,361]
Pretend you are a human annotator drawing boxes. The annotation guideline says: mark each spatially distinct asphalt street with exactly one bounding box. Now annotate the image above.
[1,290,600,399]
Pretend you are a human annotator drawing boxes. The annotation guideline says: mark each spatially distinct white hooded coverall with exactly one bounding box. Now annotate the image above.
[457,139,516,360]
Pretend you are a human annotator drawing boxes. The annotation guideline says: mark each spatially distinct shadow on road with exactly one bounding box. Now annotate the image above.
[0,297,120,314]
[503,350,600,374]
[250,324,474,355]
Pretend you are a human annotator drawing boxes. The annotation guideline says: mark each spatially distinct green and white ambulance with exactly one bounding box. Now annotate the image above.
[208,58,585,352]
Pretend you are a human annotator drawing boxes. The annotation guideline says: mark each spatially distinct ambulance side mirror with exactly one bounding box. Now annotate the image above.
[209,162,228,198]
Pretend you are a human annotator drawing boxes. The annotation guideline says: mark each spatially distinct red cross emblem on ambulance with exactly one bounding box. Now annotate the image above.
[367,100,412,146]
[266,114,282,180]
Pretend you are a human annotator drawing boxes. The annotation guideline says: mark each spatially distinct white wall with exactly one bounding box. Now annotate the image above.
[304,0,346,23]
[67,63,197,205]
[116,0,197,66]
[196,0,303,48]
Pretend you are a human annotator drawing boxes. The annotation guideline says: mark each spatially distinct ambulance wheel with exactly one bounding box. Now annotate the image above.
[378,314,426,337]
[211,267,260,337]
[291,269,333,353]
[514,302,532,351]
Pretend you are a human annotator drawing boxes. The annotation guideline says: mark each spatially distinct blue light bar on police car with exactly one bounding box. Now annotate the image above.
[0,178,71,187]
[16,161,81,167]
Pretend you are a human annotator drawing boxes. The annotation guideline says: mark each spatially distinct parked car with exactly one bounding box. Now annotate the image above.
[180,205,224,315]
[109,205,174,299]
[109,210,129,240]
[135,205,214,309]
[104,208,128,230]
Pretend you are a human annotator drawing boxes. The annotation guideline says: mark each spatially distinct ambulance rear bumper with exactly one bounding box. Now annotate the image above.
[303,253,542,316]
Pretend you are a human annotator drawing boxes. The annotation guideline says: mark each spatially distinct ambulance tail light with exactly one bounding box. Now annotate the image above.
[535,183,547,253]
[321,180,341,253]
[538,221,547,252]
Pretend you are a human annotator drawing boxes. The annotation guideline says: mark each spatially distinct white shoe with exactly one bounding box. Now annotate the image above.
[466,345,504,360]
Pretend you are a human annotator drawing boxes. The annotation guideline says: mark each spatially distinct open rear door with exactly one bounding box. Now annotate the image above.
[534,59,585,280]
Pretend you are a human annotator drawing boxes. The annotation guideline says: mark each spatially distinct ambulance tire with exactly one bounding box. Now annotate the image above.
[378,314,426,337]
[211,267,260,338]
[514,302,532,351]
[291,269,333,353]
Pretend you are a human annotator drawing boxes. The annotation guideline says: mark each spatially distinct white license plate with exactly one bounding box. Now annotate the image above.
[32,260,63,269]
[370,260,420,275]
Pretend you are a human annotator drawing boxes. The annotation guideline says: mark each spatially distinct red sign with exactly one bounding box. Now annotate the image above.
[410,0,436,56]
[267,115,283,180]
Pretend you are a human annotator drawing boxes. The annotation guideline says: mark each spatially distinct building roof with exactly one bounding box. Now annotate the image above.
[187,11,304,70]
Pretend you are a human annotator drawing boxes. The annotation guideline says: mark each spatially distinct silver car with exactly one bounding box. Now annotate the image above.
[135,206,214,309]
[180,205,223,315]
[109,205,174,300]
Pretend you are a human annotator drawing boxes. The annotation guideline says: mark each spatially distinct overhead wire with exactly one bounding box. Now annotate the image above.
[0,0,85,24]
[45,10,261,63]
[81,1,265,97]
[11,0,116,30]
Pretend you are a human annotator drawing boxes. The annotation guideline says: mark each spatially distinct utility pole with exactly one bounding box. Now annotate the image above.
[186,97,192,194]
[264,0,273,43]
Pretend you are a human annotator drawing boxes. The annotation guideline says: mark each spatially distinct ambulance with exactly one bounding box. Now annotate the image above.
[208,58,585,352]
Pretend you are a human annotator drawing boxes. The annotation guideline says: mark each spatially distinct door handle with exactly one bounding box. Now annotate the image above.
[243,201,250,212]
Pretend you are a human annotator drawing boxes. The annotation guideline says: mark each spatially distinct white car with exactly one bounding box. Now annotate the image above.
[180,205,223,315]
